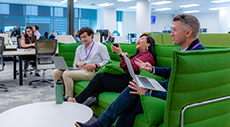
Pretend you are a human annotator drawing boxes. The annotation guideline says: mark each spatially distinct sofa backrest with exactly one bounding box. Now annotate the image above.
[164,49,230,127]
[58,42,82,67]
[198,33,230,46]
[105,43,137,62]
[154,44,180,67]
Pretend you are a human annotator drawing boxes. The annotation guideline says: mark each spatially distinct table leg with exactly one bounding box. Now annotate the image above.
[13,56,16,79]
[19,56,23,85]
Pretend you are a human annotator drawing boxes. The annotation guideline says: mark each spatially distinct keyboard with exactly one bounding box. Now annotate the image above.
[138,77,155,89]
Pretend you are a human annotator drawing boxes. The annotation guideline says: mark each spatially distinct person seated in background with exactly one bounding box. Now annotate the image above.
[53,27,110,98]
[75,14,205,127]
[21,26,40,77]
[49,30,55,39]
[105,31,114,42]
[33,25,41,39]
[74,29,82,43]
[67,33,157,107]
[43,32,49,38]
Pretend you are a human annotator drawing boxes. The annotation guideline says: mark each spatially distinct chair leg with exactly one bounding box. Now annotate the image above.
[0,84,8,92]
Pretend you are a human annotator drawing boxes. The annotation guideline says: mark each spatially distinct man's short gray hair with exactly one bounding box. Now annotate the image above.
[173,14,200,38]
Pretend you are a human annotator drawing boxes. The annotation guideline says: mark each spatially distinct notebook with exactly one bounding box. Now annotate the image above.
[52,56,80,71]
[123,53,166,91]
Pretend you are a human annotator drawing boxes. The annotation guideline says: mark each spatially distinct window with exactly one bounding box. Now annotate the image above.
[26,5,38,16]
[0,4,9,14]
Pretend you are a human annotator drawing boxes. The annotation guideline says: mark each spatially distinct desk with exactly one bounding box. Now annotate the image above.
[0,101,93,127]
[3,49,58,85]
[3,49,35,85]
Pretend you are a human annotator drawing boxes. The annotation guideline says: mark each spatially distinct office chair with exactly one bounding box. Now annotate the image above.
[0,37,8,92]
[28,39,57,88]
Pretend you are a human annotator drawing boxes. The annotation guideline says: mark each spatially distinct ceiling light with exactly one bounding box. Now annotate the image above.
[98,3,114,7]
[180,4,200,8]
[151,1,172,5]
[184,10,199,13]
[155,8,172,11]
[118,0,132,2]
[209,7,228,10]
[212,0,230,3]
[129,6,137,9]
[61,0,77,3]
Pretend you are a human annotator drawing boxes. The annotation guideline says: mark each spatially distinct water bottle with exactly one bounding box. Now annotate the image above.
[55,79,63,104]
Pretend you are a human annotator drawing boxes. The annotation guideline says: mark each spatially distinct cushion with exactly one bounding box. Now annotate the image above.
[140,95,166,127]
[97,64,125,75]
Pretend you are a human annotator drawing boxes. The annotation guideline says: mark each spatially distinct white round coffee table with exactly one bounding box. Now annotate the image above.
[0,101,93,127]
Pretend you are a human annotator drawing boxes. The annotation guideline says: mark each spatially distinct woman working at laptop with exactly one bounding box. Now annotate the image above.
[21,26,40,77]
[67,34,157,107]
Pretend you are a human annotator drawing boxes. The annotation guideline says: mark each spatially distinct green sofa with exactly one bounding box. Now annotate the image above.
[58,42,230,126]
[141,49,230,127]
[146,33,230,46]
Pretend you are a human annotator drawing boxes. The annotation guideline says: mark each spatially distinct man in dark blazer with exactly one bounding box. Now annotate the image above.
[75,14,205,127]
[105,31,114,42]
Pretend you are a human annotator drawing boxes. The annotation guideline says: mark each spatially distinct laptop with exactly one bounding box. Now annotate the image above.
[52,56,80,70]
[123,53,166,91]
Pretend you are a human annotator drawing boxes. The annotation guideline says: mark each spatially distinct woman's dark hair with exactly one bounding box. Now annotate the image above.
[24,26,36,42]
[130,34,157,64]
[78,27,94,39]
[44,32,49,38]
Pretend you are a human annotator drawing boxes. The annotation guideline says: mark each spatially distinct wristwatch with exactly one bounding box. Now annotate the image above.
[145,91,150,96]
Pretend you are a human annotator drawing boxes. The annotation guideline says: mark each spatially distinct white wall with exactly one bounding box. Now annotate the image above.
[151,13,174,32]
[123,11,136,39]
[219,9,230,33]
[193,12,219,33]
[97,8,104,30]
[103,8,116,32]
[97,8,116,33]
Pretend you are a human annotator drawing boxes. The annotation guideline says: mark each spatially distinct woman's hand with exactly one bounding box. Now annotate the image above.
[128,80,148,95]
[111,44,122,55]
[134,58,153,73]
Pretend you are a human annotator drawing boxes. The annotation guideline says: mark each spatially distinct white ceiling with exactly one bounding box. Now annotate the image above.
[1,0,230,14]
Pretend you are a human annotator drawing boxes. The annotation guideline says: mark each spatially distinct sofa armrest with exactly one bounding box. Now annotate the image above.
[140,95,166,127]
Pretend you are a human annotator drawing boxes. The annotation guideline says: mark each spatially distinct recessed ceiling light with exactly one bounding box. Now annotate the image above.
[61,0,77,3]
[209,7,228,10]
[180,4,200,8]
[129,6,137,9]
[184,10,199,13]
[151,1,172,5]
[155,8,172,11]
[118,0,132,2]
[212,0,230,3]
[98,3,114,7]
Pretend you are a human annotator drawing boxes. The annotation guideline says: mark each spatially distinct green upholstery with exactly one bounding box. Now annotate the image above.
[154,45,180,67]
[162,33,173,45]
[147,33,230,46]
[58,42,230,127]
[146,33,163,45]
[58,43,83,67]
[198,33,230,46]
[142,49,230,127]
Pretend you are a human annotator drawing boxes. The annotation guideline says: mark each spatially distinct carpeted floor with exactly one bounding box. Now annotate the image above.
[0,61,98,123]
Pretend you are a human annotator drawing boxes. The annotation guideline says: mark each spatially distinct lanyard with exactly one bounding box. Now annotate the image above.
[190,42,201,50]
[85,41,95,60]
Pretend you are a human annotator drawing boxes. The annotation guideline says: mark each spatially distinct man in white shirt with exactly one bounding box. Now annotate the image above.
[33,25,41,39]
[53,27,110,98]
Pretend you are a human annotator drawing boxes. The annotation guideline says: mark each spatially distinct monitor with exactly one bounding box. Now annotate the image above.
[96,29,109,42]
[151,16,156,24]
[11,27,21,37]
